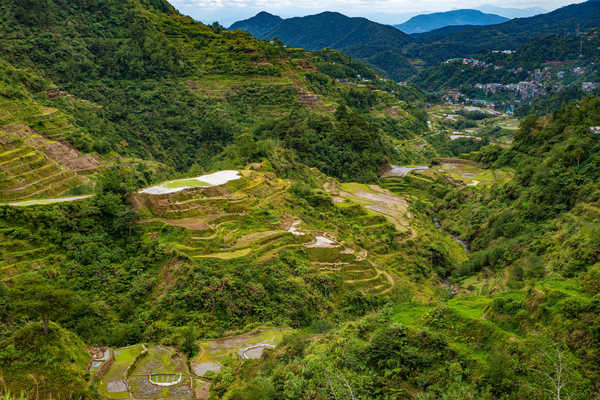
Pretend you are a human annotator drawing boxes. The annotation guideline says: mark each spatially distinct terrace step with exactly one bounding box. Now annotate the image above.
[1,168,67,193]
[26,174,79,199]
[0,239,31,252]
[0,152,45,173]
[366,283,393,296]
[345,273,388,288]
[0,146,31,163]
[4,162,60,184]
[0,255,54,281]
[1,246,52,264]
[257,244,304,263]
[185,233,293,258]
[0,170,77,201]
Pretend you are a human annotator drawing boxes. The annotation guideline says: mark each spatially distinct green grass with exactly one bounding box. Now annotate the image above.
[163,178,211,189]
[390,303,435,328]
[193,247,253,259]
[447,296,492,319]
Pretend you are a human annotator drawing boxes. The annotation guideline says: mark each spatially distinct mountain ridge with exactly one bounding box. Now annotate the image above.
[230,11,417,80]
[229,11,283,37]
[395,9,509,34]
[477,4,546,18]
[409,0,600,63]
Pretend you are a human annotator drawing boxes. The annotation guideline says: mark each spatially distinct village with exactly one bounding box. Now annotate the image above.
[441,55,599,112]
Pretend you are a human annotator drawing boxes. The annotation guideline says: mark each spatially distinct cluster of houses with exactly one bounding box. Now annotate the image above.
[471,63,599,100]
[475,81,548,100]
[445,58,492,68]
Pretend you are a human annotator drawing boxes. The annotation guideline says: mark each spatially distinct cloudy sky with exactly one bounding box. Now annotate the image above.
[169,0,584,26]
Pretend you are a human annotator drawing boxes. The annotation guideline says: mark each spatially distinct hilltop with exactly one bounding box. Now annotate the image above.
[395,9,509,34]
[230,2,600,78]
[229,11,283,37]
[477,4,546,18]
[230,11,417,80]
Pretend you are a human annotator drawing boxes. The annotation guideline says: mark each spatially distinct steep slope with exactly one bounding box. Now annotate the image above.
[208,99,600,399]
[0,322,91,399]
[0,0,425,178]
[0,57,101,203]
[0,2,434,397]
[410,0,600,63]
[395,9,509,34]
[232,11,417,80]
[229,11,283,37]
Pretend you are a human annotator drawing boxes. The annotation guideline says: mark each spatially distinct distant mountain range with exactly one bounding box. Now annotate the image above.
[411,0,600,63]
[229,11,417,80]
[476,4,547,19]
[230,1,600,80]
[395,9,509,34]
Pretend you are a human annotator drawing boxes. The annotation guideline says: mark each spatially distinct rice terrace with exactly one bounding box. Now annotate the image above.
[1,0,600,399]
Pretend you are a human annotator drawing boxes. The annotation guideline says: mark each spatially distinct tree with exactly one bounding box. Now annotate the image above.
[11,277,74,336]
[181,326,198,358]
[524,341,577,400]
[580,263,600,295]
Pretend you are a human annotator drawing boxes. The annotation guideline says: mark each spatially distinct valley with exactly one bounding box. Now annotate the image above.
[0,0,599,399]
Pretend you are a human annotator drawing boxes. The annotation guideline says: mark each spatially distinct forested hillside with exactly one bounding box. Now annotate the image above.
[0,0,425,178]
[230,12,418,81]
[208,98,600,399]
[231,1,600,78]
[1,0,600,399]
[409,0,600,64]
[229,11,283,38]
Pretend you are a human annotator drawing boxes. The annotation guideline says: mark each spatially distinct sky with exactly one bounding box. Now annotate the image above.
[168,0,585,26]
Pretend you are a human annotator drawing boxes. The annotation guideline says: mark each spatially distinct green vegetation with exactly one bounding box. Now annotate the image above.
[410,0,600,65]
[0,0,426,181]
[1,0,600,399]
[233,11,417,80]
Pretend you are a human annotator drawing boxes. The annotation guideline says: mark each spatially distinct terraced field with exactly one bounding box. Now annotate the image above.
[318,259,395,296]
[382,159,513,188]
[128,346,192,399]
[0,97,100,202]
[0,230,62,282]
[95,328,291,400]
[135,170,314,262]
[135,169,402,297]
[96,344,194,400]
[0,98,78,141]
[191,327,290,378]
[328,182,412,235]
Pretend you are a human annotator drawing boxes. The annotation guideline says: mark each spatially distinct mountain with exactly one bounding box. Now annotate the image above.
[230,2,600,77]
[231,11,417,80]
[395,9,509,34]
[0,0,435,396]
[477,4,547,18]
[409,0,600,64]
[229,11,283,37]
[2,1,600,399]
